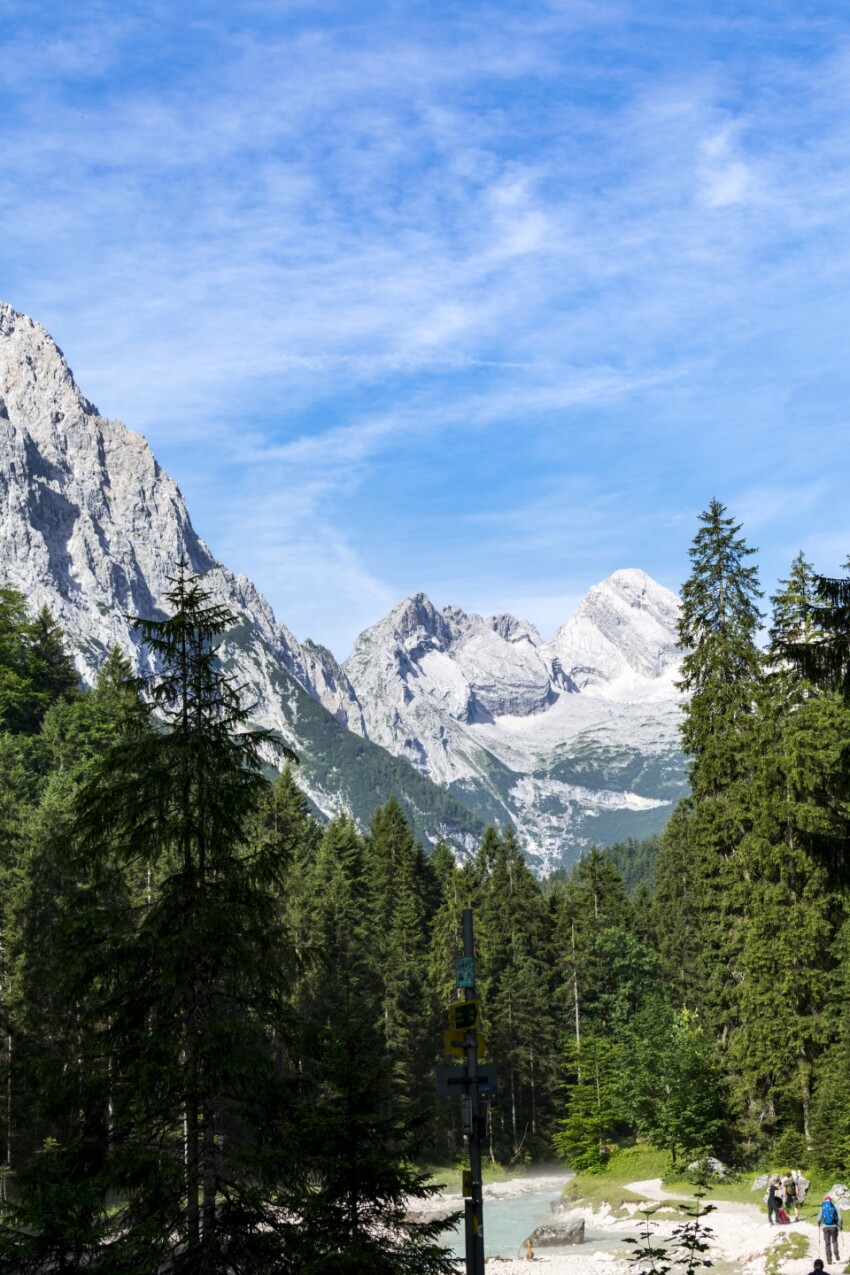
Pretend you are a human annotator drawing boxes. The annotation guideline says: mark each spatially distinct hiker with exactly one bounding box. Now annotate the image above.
[805,1259,826,1275]
[818,1194,842,1263]
[767,1177,782,1225]
[783,1172,800,1222]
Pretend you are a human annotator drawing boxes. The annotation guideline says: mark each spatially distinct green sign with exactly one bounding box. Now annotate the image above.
[455,956,475,989]
[449,1000,479,1032]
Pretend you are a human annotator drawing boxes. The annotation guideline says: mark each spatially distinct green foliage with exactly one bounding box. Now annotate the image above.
[0,1137,108,1274]
[0,587,79,736]
[475,826,556,1161]
[605,836,662,894]
[774,1129,808,1167]
[625,1007,727,1165]
[295,813,458,1273]
[779,555,850,701]
[553,1032,623,1172]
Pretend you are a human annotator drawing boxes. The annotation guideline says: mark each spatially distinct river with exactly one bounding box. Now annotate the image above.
[435,1172,623,1260]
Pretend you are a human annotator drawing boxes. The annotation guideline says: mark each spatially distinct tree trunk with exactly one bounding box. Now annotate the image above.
[201,1059,216,1252]
[185,1085,200,1245]
[801,1052,812,1147]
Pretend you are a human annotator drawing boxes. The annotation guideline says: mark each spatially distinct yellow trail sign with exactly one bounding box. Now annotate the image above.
[442,1029,486,1059]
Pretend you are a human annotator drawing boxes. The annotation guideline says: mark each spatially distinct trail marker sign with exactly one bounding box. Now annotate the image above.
[449,1000,479,1032]
[435,1064,497,1096]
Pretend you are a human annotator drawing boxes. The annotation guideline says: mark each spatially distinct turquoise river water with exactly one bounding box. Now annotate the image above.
[437,1176,627,1261]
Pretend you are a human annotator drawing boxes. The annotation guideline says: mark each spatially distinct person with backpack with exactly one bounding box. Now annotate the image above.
[818,1195,842,1263]
[767,1179,782,1225]
[783,1173,800,1222]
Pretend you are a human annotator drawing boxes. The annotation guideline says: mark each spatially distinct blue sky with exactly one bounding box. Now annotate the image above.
[2,0,849,657]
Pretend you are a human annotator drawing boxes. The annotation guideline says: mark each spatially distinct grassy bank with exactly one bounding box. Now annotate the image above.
[564,1143,835,1220]
[563,1145,679,1215]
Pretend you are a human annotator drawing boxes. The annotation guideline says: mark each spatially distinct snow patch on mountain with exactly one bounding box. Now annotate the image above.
[343,572,687,863]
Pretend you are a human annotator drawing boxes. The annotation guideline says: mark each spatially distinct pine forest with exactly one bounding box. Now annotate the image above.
[1,499,850,1271]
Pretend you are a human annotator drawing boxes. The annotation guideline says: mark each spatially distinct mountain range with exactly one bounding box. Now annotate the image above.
[0,301,687,871]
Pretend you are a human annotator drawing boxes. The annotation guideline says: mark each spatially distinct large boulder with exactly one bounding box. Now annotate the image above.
[828,1184,850,1212]
[525,1217,585,1247]
[752,1172,810,1204]
[687,1157,730,1179]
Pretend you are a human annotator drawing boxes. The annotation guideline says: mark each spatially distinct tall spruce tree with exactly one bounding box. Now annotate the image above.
[365,799,434,1113]
[678,499,763,797]
[671,500,763,1040]
[777,555,850,880]
[728,555,843,1152]
[64,566,299,1272]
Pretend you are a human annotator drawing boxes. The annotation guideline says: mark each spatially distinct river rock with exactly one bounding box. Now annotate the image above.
[525,1217,585,1247]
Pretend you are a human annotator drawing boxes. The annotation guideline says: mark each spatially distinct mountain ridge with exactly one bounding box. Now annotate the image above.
[0,300,687,870]
[0,300,483,851]
[342,570,686,869]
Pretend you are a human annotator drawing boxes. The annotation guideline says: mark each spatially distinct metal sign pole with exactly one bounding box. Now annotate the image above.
[462,907,485,1275]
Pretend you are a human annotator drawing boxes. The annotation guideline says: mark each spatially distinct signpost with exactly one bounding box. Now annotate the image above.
[435,909,490,1275]
[461,909,486,1275]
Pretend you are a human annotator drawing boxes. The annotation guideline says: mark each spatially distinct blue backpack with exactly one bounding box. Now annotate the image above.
[823,1201,839,1227]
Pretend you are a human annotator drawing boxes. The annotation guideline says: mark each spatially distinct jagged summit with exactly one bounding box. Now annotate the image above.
[342,574,686,866]
[0,302,380,779]
[551,568,682,696]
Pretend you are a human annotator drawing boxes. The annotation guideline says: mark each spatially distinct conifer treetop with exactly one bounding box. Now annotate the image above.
[678,498,763,661]
[778,556,850,701]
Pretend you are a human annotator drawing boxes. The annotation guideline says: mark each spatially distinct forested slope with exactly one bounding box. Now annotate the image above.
[3,498,850,1269]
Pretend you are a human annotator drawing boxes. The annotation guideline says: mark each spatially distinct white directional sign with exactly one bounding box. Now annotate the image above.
[435,1064,497,1096]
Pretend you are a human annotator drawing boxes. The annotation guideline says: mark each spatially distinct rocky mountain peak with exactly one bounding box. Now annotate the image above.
[549,568,681,696]
[0,302,98,436]
[393,592,451,644]
[490,612,542,644]
[0,301,371,734]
